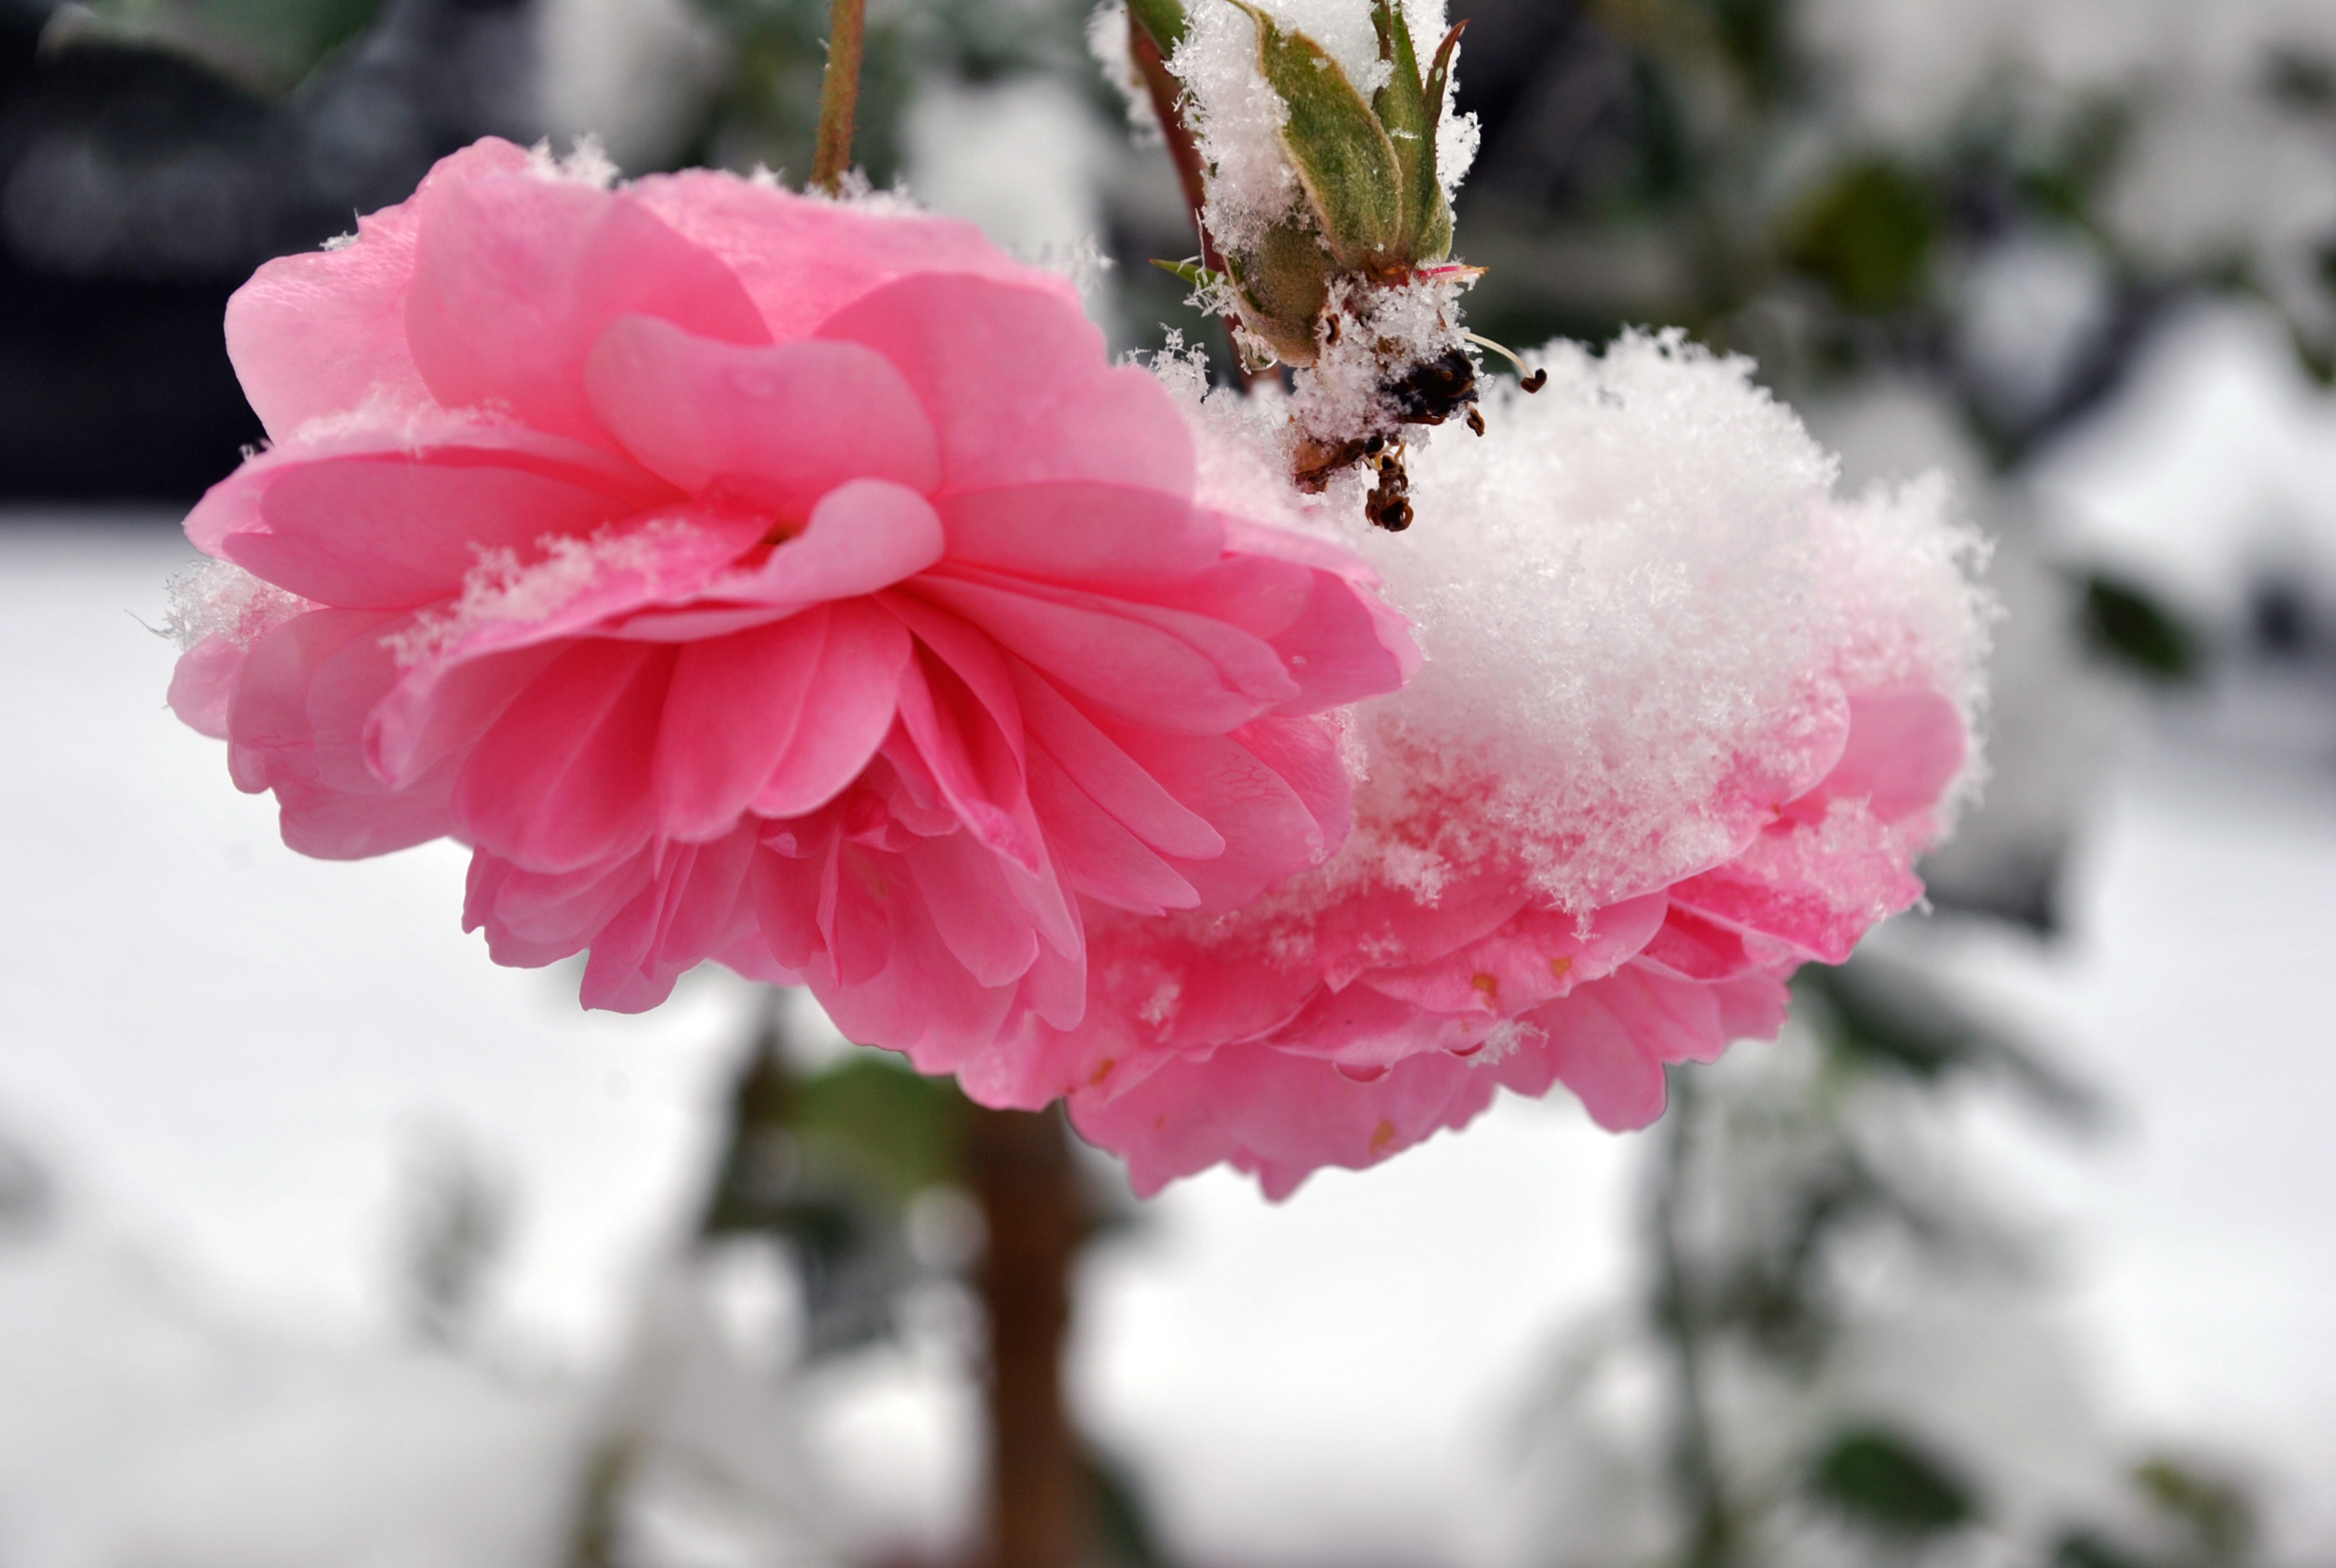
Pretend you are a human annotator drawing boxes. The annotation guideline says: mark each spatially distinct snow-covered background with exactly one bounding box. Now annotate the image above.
[4,465,2334,1561]
[8,0,2336,1558]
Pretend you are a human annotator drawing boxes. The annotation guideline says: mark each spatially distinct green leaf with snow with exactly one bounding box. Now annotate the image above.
[1368,0,1457,264]
[1229,0,1404,274]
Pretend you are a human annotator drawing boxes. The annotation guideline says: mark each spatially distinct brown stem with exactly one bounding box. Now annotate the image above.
[967,1104,1086,1568]
[1129,13,1254,386]
[811,0,866,195]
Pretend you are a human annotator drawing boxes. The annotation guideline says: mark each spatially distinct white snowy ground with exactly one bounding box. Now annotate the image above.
[0,512,2332,1566]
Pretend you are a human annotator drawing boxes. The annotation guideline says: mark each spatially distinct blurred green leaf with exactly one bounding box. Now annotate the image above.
[1808,1424,1980,1537]
[76,0,381,90]
[1784,159,1938,313]
[2054,1530,2157,1568]
[2136,1456,2258,1566]
[791,1050,967,1199]
[1795,958,2101,1128]
[2079,572,2202,683]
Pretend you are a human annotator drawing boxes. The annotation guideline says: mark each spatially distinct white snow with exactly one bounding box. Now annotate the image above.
[4,376,2335,1561]
[2034,302,2336,632]
[1182,328,1992,915]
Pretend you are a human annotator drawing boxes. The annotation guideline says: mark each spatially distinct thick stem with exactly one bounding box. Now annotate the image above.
[811,0,866,195]
[1129,13,1253,385]
[968,1104,1086,1568]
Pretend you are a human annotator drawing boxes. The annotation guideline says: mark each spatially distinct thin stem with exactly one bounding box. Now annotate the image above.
[1651,1069,1737,1568]
[1464,331,1548,390]
[811,0,866,195]
[1129,10,1253,386]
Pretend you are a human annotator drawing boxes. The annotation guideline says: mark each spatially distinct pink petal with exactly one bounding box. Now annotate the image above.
[891,640,1036,869]
[224,138,536,440]
[168,635,245,739]
[405,177,770,447]
[727,478,945,606]
[1021,746,1201,915]
[584,316,941,515]
[747,602,913,818]
[225,607,462,859]
[186,419,668,572]
[223,454,650,609]
[227,609,399,794]
[1632,903,1761,982]
[935,484,1222,586]
[1069,1046,1498,1199]
[1808,686,1966,823]
[465,848,656,968]
[453,639,676,872]
[914,572,1289,734]
[903,829,1041,988]
[653,611,832,841]
[366,642,565,790]
[1309,866,1534,991]
[1360,893,1670,1015]
[1007,661,1222,861]
[1103,724,1332,911]
[1501,983,1672,1132]
[578,824,761,1011]
[630,168,1081,344]
[815,273,1193,495]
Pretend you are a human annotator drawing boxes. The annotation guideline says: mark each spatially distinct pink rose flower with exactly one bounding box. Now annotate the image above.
[166,137,1415,1091]
[1000,334,1992,1196]
[1042,681,1966,1198]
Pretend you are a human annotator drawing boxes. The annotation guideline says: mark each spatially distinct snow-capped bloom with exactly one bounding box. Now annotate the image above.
[165,136,1415,1091]
[1022,334,1992,1196]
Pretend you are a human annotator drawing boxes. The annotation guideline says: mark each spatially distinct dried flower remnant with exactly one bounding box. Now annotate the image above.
[163,138,1415,1098]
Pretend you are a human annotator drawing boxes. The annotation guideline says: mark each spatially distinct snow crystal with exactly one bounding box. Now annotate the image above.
[1087,1,1163,144]
[163,560,306,652]
[526,134,621,189]
[1169,328,1992,928]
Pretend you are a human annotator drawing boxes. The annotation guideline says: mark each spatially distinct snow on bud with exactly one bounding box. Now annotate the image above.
[1158,0,1504,524]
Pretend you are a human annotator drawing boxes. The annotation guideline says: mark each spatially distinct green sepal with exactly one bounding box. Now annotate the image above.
[1150,256,1224,291]
[1126,0,1187,55]
[1228,0,1404,274]
[1413,20,1465,261]
[1369,0,1445,264]
[1228,219,1333,365]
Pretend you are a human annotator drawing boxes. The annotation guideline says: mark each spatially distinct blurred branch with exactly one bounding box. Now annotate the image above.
[970,1103,1087,1568]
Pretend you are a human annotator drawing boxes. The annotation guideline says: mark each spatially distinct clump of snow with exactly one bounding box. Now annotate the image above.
[1171,328,1992,921]
[1087,2,1163,144]
[527,134,621,189]
[163,560,306,652]
[387,519,696,669]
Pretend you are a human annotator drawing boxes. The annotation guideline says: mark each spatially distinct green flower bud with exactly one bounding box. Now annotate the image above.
[1215,0,1466,365]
